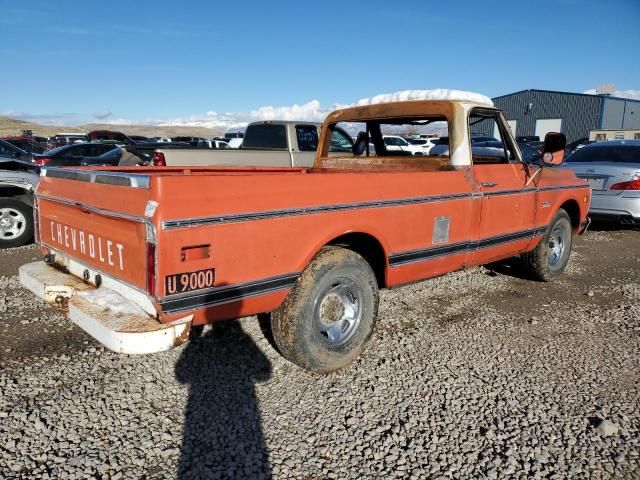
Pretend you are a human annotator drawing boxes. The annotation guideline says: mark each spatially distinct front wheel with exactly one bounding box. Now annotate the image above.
[271,247,379,373]
[522,208,573,281]
[0,199,33,249]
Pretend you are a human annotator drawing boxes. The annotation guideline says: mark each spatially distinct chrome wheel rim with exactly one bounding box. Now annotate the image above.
[0,208,26,240]
[547,224,567,266]
[316,278,362,346]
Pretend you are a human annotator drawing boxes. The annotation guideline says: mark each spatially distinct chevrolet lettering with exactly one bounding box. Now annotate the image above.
[47,220,125,271]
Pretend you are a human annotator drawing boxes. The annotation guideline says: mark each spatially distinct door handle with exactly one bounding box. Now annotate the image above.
[481,181,498,187]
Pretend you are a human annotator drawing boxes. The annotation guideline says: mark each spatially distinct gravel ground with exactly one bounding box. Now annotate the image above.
[1,226,639,479]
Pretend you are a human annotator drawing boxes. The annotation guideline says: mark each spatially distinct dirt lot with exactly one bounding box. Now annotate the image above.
[0,226,639,479]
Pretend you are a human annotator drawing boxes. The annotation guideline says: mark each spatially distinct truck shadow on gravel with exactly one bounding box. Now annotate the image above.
[174,319,272,479]
[483,258,534,281]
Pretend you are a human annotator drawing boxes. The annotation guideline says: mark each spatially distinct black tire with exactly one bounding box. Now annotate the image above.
[522,208,573,281]
[0,198,34,249]
[271,247,379,373]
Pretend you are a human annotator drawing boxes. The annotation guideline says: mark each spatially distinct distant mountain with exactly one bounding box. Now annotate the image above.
[0,116,225,139]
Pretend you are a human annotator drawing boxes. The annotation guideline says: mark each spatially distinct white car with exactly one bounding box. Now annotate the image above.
[383,135,413,154]
[408,138,439,155]
[196,140,231,149]
[226,138,243,149]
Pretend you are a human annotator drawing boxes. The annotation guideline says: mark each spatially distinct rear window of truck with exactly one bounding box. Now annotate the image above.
[242,124,287,150]
[328,116,448,160]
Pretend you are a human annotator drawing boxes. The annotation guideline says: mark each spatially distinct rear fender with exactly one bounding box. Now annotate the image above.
[297,227,390,286]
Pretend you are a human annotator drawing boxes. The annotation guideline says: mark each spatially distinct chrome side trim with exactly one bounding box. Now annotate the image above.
[163,192,472,229]
[42,167,150,189]
[538,184,590,192]
[484,188,536,197]
[162,184,588,230]
[36,193,146,223]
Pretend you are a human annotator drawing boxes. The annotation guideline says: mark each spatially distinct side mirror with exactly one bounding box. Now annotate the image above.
[542,132,566,166]
[352,131,368,156]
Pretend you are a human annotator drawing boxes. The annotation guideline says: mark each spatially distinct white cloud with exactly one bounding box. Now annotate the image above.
[248,100,327,122]
[3,89,492,131]
[93,117,138,125]
[583,88,640,100]
[158,89,491,131]
[157,112,247,130]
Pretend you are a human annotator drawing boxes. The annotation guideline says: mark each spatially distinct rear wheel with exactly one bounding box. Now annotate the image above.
[523,208,573,281]
[0,199,33,249]
[271,247,379,373]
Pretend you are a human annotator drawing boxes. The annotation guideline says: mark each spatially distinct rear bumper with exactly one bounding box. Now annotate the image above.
[589,191,640,220]
[19,261,192,354]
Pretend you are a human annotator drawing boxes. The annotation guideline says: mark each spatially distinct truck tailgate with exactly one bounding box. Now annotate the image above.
[36,168,152,291]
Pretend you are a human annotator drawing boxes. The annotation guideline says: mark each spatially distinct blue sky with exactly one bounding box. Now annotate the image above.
[1,0,638,127]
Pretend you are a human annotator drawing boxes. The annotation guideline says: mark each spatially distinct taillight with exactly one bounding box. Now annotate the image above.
[34,157,52,166]
[33,198,40,243]
[152,152,166,166]
[146,243,156,297]
[610,179,640,190]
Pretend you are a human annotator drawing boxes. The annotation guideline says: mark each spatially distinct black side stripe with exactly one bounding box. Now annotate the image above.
[388,240,470,265]
[389,226,547,267]
[162,184,587,230]
[539,184,590,193]
[483,188,534,197]
[161,226,550,312]
[163,192,470,229]
[160,272,299,314]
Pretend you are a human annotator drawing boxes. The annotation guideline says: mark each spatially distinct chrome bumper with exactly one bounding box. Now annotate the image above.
[590,191,640,220]
[19,261,192,354]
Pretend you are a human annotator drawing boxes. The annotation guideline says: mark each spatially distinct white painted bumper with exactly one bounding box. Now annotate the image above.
[19,261,191,354]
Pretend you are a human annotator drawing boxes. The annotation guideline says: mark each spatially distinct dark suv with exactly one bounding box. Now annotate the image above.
[32,142,119,166]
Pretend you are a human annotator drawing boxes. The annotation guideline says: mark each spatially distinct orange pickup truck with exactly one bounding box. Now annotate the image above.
[20,99,590,372]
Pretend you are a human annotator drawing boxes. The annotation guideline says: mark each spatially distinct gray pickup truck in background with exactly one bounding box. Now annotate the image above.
[153,120,353,167]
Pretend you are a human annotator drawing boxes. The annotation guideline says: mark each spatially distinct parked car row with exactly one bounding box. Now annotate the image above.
[0,129,240,153]
[1,113,638,251]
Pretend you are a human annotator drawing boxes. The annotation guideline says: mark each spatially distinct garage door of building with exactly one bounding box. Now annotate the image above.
[535,118,562,140]
[493,120,517,139]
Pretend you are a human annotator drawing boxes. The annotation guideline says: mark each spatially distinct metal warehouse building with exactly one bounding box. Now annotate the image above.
[491,89,640,144]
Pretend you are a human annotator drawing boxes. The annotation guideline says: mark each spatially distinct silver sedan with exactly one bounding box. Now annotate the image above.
[562,140,640,225]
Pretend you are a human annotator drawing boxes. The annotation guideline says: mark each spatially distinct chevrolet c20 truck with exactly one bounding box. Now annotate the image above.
[20,99,591,372]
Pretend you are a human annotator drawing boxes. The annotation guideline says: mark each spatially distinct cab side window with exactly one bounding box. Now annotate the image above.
[468,109,519,165]
[329,128,353,153]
